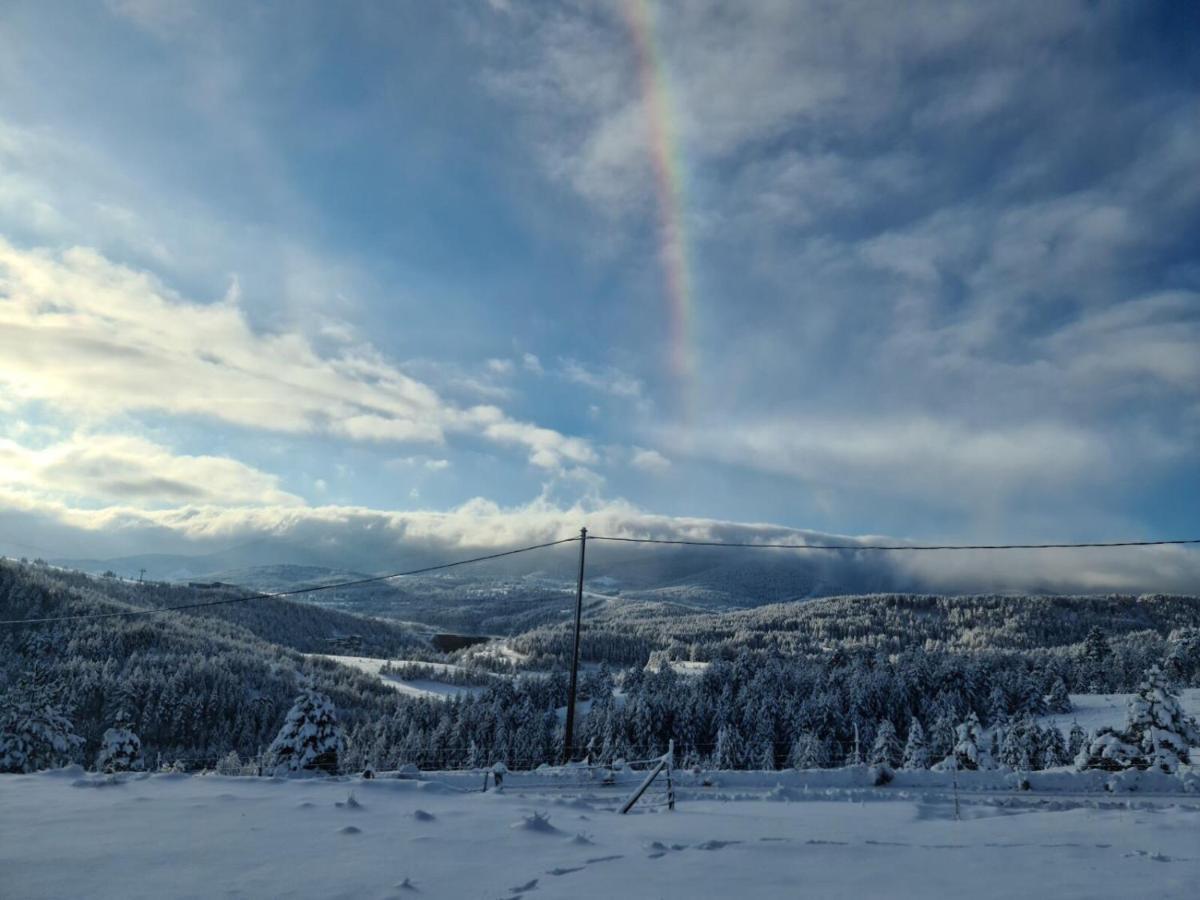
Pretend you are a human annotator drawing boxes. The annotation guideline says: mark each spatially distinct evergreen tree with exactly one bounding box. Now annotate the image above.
[713,724,744,770]
[1000,715,1040,770]
[901,718,929,770]
[1045,677,1071,714]
[1079,666,1200,773]
[1067,722,1087,761]
[790,732,826,770]
[868,719,901,768]
[267,689,344,776]
[948,712,982,771]
[0,658,82,774]
[1123,666,1200,773]
[95,712,144,773]
[986,685,1009,727]
[1038,726,1068,769]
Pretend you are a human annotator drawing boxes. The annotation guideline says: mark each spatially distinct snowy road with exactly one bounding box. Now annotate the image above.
[2,768,1198,899]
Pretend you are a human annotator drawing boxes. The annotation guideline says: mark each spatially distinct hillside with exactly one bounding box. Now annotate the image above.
[0,561,423,767]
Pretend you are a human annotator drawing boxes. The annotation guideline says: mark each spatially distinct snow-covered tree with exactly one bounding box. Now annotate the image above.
[266,689,344,776]
[1045,677,1071,714]
[1038,726,1069,770]
[789,732,826,770]
[1067,722,1087,761]
[901,718,929,770]
[0,658,82,775]
[1079,666,1200,773]
[1123,666,1199,773]
[868,719,901,768]
[947,712,982,771]
[95,713,144,773]
[0,696,82,774]
[713,724,744,770]
[999,715,1040,771]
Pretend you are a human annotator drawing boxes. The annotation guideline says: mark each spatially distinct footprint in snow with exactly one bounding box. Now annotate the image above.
[546,867,584,876]
[413,809,436,821]
[584,855,623,864]
[693,840,740,851]
[338,825,362,835]
[394,877,419,891]
[509,878,538,892]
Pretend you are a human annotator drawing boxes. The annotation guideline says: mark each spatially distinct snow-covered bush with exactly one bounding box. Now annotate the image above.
[95,715,144,773]
[266,689,344,776]
[0,695,83,774]
[1078,666,1200,774]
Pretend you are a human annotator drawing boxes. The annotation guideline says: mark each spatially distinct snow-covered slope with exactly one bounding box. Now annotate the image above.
[312,655,488,701]
[2,768,1197,899]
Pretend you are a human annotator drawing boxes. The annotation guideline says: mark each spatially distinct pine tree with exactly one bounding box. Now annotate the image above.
[714,724,744,770]
[1045,677,1071,714]
[868,719,901,768]
[1067,722,1087,761]
[266,689,344,776]
[1000,715,1040,771]
[1123,666,1200,773]
[901,718,929,770]
[1079,666,1200,773]
[0,662,83,774]
[790,732,826,770]
[949,712,982,771]
[95,712,144,773]
[986,685,1009,727]
[1039,726,1068,769]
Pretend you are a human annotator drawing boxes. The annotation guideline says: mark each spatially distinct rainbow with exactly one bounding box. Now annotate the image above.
[621,0,695,383]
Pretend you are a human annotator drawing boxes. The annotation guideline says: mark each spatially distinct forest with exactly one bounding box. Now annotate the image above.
[2,560,1198,774]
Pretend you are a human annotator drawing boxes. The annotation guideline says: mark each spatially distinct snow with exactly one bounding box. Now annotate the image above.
[312,655,487,701]
[2,766,1198,898]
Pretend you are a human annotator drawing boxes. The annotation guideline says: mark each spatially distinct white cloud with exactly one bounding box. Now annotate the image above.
[2,488,1197,594]
[630,446,670,474]
[0,433,302,507]
[559,359,643,399]
[522,352,544,375]
[0,238,597,472]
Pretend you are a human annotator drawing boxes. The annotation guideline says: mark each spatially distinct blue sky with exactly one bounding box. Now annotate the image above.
[0,1,1197,583]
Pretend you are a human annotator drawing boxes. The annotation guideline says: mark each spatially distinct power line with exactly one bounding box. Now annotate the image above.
[588,535,1200,551]
[0,536,580,627]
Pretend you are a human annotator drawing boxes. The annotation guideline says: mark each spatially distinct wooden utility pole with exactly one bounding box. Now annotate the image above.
[562,527,587,762]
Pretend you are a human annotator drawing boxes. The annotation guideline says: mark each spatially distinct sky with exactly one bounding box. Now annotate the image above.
[0,1,1197,586]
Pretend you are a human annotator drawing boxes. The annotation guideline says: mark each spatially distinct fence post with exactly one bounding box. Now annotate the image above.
[563,527,587,762]
[666,739,675,811]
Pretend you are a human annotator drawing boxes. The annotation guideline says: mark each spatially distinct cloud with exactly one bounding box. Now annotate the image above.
[666,417,1109,502]
[0,238,597,472]
[0,433,302,507]
[559,359,643,399]
[2,488,1197,594]
[630,447,670,474]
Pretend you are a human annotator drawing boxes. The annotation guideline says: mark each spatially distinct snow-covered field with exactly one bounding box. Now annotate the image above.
[2,767,1198,899]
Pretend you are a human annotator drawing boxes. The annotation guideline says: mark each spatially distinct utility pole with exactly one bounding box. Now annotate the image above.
[138,568,146,583]
[562,527,587,763]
